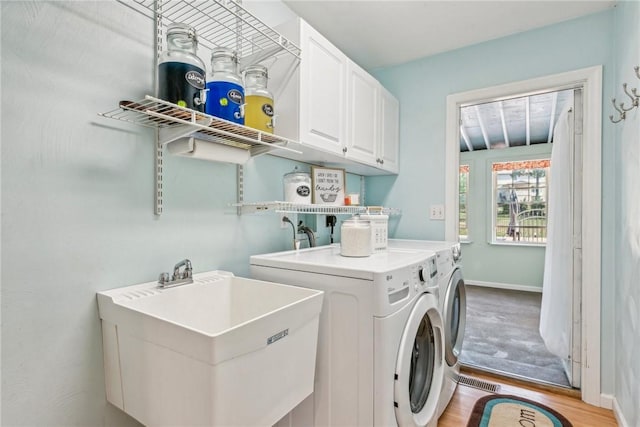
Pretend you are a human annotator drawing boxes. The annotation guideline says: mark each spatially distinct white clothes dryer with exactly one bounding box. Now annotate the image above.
[388,240,466,419]
[250,245,444,427]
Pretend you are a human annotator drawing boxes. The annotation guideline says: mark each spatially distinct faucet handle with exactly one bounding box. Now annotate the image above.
[158,272,170,284]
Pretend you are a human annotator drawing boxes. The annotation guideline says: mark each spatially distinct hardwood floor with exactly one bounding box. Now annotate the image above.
[438,369,618,426]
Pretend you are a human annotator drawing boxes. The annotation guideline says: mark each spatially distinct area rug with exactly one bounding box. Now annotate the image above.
[466,394,572,427]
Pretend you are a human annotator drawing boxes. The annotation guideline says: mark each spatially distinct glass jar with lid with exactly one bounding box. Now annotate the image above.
[158,23,206,111]
[340,217,372,257]
[283,167,311,204]
[244,65,274,133]
[205,47,245,124]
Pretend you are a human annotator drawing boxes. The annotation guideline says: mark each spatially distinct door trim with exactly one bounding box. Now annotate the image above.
[444,66,602,406]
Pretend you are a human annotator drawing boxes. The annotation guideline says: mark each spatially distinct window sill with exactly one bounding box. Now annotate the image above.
[489,240,546,248]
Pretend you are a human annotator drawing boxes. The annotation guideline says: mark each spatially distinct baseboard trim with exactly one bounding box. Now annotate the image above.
[613,396,629,427]
[600,393,613,410]
[465,280,542,293]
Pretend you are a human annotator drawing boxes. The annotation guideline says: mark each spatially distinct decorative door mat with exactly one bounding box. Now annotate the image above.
[458,374,500,393]
[467,394,572,427]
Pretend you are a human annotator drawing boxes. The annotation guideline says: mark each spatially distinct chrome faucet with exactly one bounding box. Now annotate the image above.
[158,259,194,288]
[298,222,316,248]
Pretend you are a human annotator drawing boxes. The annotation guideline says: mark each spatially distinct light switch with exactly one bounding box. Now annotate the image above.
[429,205,445,220]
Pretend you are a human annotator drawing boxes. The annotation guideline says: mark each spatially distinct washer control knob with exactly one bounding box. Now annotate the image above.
[418,266,426,283]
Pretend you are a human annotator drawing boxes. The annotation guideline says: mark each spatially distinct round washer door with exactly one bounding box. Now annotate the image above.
[443,268,466,367]
[394,293,444,427]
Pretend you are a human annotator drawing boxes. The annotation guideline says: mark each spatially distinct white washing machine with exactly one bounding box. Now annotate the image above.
[250,245,444,427]
[387,240,466,419]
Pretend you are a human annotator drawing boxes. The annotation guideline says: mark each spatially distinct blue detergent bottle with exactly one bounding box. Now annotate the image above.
[205,47,245,124]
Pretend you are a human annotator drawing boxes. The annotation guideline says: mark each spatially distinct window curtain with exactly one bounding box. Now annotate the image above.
[539,106,573,360]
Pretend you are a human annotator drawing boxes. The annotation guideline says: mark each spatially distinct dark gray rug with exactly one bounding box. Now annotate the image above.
[459,285,571,387]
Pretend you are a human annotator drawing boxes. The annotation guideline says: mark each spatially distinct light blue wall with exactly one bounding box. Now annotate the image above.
[1,2,630,425]
[612,1,640,426]
[368,10,616,395]
[460,144,552,288]
[0,2,318,425]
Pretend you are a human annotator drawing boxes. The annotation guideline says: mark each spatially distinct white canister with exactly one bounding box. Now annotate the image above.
[283,170,311,204]
[340,218,372,257]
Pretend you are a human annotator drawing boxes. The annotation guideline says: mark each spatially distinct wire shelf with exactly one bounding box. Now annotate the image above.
[117,0,301,62]
[99,95,301,154]
[233,201,401,216]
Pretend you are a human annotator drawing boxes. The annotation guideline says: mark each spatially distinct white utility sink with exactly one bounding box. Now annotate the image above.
[97,270,323,427]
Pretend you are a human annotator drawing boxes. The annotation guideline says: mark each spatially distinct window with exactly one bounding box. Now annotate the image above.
[459,164,469,240]
[492,159,550,244]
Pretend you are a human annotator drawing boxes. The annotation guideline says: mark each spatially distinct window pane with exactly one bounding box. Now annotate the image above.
[492,160,549,244]
[459,165,469,240]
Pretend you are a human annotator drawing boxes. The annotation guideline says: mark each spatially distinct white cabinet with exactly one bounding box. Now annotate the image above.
[274,18,399,176]
[378,86,400,174]
[299,22,348,155]
[346,60,379,165]
[274,19,347,158]
[345,61,399,174]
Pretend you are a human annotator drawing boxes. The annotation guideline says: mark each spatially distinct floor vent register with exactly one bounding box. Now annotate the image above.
[458,375,501,393]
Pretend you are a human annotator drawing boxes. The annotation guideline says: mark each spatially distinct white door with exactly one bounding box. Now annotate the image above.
[346,59,379,164]
[379,87,400,173]
[299,21,347,154]
[442,268,466,368]
[394,293,444,427]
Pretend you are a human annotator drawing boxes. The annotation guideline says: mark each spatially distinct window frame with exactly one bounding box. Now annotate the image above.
[488,157,551,246]
[458,164,470,242]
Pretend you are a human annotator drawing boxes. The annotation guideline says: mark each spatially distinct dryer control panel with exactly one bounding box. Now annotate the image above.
[373,255,439,317]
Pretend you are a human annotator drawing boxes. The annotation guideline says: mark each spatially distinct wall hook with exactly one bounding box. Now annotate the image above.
[610,113,625,124]
[609,98,626,123]
[620,83,639,111]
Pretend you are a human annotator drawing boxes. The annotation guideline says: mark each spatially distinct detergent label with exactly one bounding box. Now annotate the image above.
[205,80,244,124]
[262,103,274,117]
[297,185,311,197]
[227,89,243,104]
[185,70,205,89]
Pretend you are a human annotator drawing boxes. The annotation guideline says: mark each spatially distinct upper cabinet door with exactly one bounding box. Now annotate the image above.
[346,60,379,165]
[379,87,400,173]
[299,22,347,154]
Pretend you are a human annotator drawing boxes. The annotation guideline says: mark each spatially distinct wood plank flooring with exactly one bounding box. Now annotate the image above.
[438,369,618,426]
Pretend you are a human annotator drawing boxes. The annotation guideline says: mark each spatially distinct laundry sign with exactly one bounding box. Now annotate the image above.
[311,167,346,206]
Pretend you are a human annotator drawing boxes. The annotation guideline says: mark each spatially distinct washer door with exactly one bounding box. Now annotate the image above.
[394,293,444,427]
[443,268,466,367]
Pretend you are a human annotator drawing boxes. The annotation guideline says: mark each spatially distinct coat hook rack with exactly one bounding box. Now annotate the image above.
[610,98,626,123]
[621,83,639,111]
[609,65,640,123]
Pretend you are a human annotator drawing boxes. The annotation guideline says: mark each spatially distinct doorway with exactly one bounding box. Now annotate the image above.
[444,66,602,405]
[453,88,579,389]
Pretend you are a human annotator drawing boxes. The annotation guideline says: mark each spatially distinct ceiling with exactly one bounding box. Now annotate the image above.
[460,89,574,152]
[282,1,616,70]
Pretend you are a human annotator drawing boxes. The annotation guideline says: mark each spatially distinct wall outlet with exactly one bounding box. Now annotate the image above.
[280,213,289,229]
[429,204,445,220]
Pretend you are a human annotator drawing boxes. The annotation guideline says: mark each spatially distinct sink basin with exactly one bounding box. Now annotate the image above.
[97,270,323,426]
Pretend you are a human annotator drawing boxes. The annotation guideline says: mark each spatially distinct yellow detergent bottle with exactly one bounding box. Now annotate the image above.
[244,65,274,133]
